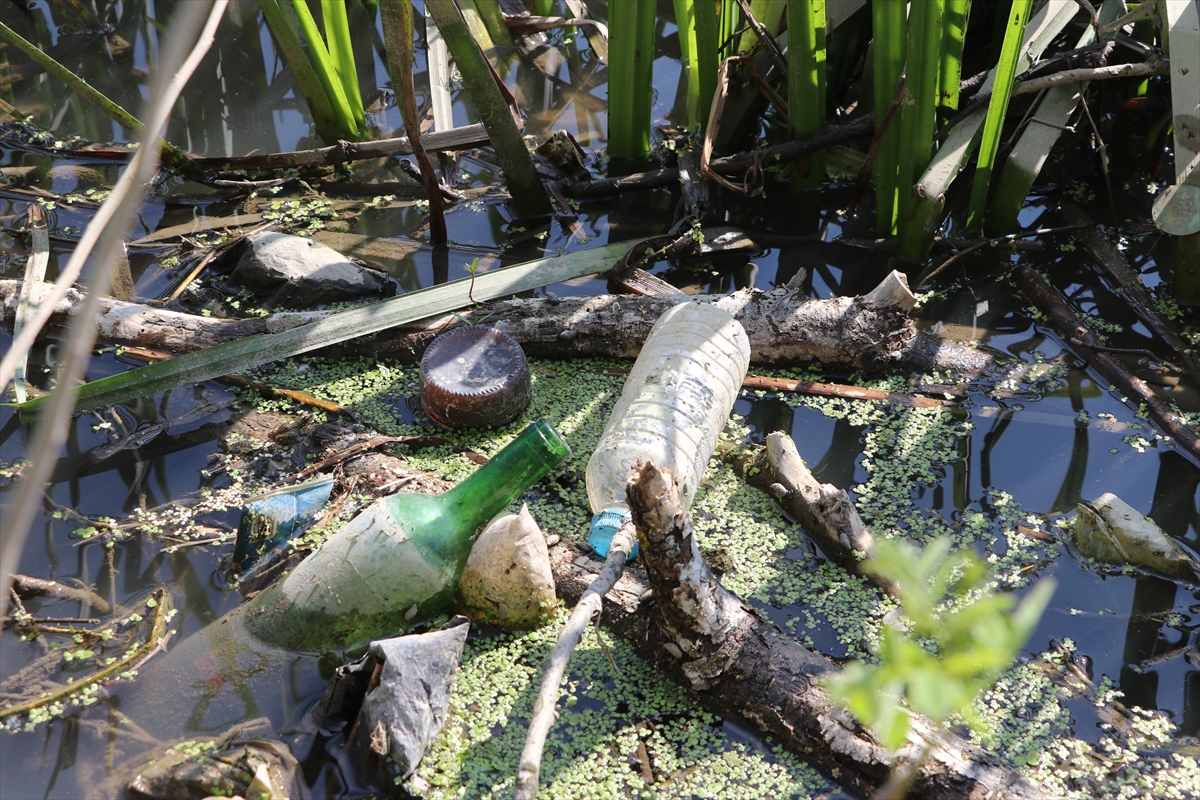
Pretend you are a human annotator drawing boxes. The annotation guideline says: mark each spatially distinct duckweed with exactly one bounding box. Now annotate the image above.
[415,609,836,799]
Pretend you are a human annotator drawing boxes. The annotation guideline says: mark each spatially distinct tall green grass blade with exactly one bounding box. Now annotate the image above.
[257,0,342,142]
[461,0,513,50]
[693,0,719,129]
[673,0,702,128]
[900,0,1079,259]
[15,241,638,420]
[787,0,826,187]
[894,0,944,225]
[719,0,740,55]
[607,0,656,167]
[290,0,358,139]
[534,0,554,16]
[322,0,366,136]
[987,0,1122,237]
[872,0,906,234]
[965,0,1033,233]
[938,0,971,115]
[424,0,551,218]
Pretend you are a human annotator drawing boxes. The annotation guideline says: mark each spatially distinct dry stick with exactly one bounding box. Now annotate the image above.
[0,589,170,721]
[11,574,113,616]
[188,123,490,173]
[1077,90,1118,226]
[1013,264,1200,469]
[616,461,1055,800]
[731,0,789,76]
[843,74,905,218]
[938,58,1170,139]
[12,203,48,403]
[381,2,447,243]
[917,223,1091,286]
[0,0,228,613]
[514,521,637,800]
[119,346,343,413]
[735,431,901,598]
[163,222,274,303]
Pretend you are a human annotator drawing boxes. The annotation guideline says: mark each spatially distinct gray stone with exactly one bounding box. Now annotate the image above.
[232,231,385,308]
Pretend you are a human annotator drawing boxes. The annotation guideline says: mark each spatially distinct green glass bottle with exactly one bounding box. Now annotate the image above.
[241,419,570,651]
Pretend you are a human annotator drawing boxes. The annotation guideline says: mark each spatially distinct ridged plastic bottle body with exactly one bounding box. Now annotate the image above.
[585,303,750,550]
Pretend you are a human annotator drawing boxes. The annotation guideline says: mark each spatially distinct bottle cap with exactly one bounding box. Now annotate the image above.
[420,326,532,429]
[588,508,638,560]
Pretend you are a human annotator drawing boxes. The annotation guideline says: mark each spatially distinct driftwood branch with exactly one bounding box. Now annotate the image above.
[733,432,899,598]
[1,276,1022,385]
[1013,264,1200,469]
[545,461,1059,799]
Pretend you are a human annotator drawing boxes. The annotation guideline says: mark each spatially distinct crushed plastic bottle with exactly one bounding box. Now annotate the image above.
[586,302,750,558]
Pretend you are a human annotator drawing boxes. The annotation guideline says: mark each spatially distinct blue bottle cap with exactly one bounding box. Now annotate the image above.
[588,508,638,560]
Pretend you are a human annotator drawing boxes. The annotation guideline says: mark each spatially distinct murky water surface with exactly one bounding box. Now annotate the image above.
[1,1,1197,798]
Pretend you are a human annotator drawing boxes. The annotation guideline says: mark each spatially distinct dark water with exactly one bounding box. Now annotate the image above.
[1,1,1198,798]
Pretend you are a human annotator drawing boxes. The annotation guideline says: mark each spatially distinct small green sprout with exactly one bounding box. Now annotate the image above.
[824,536,1055,751]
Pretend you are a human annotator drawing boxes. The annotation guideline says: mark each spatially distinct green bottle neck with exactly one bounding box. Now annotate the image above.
[426,419,570,561]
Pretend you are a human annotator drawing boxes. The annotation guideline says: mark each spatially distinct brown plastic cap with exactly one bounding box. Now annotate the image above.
[420,326,532,429]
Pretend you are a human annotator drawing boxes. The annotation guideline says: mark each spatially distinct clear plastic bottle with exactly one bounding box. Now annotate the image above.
[586,302,751,557]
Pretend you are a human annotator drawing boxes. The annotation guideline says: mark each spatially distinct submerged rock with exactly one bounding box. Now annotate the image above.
[458,504,557,629]
[231,231,385,308]
[354,618,469,789]
[1074,493,1200,581]
[120,718,301,800]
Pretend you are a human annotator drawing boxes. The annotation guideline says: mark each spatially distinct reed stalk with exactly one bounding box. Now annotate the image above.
[872,0,906,234]
[938,0,972,118]
[257,0,341,142]
[787,0,826,187]
[288,0,364,140]
[673,0,702,128]
[380,0,446,242]
[321,0,366,135]
[965,0,1033,233]
[895,0,944,226]
[607,0,656,167]
[694,0,720,129]
[424,0,551,217]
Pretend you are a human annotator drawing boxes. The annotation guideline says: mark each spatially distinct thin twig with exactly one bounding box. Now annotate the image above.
[0,0,228,611]
[918,223,1091,286]
[843,73,905,217]
[1078,91,1118,226]
[514,522,637,800]
[731,0,789,76]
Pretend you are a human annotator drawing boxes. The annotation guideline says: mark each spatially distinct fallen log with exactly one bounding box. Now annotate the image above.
[545,461,1059,800]
[0,277,1022,384]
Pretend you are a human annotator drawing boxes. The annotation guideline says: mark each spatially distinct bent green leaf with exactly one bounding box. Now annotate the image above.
[16,241,640,420]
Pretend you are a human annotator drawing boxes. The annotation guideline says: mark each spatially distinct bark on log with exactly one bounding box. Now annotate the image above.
[0,280,1019,383]
[545,462,1060,800]
[733,432,899,598]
